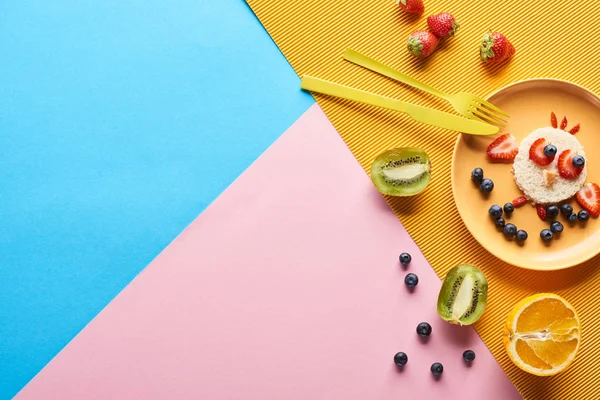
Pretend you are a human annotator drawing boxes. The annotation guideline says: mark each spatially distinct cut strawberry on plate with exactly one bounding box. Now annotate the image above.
[558,149,584,179]
[512,196,527,207]
[486,133,518,161]
[536,204,547,221]
[529,138,554,166]
[576,183,600,217]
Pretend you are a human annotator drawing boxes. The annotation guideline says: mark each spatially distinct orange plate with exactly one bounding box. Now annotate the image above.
[452,79,600,270]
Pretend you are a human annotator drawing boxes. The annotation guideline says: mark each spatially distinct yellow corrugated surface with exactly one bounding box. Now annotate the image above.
[246,1,600,398]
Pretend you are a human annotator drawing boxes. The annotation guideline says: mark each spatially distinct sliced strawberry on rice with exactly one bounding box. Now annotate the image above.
[557,149,584,179]
[576,183,600,218]
[486,133,518,161]
[529,138,554,166]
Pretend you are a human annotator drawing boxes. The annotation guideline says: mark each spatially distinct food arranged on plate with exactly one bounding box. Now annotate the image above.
[474,112,599,243]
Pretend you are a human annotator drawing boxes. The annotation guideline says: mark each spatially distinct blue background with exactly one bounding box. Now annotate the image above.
[0,1,313,396]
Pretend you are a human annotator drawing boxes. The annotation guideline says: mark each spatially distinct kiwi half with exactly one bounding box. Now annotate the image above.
[370,147,431,196]
[437,264,488,325]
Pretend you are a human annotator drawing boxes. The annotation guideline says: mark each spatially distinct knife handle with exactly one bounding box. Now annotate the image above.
[300,76,408,114]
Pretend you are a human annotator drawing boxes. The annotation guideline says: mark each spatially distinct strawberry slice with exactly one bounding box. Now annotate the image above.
[512,196,527,208]
[551,112,558,128]
[576,183,600,218]
[529,138,554,166]
[569,124,580,135]
[486,133,518,161]
[557,149,584,179]
[536,204,547,221]
[560,116,568,130]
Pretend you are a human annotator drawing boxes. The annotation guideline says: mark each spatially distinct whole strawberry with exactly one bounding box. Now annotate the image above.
[396,0,424,14]
[407,31,439,58]
[427,12,460,39]
[480,31,515,63]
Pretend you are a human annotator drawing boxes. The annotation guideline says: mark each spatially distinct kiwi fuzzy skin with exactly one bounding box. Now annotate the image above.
[437,264,488,326]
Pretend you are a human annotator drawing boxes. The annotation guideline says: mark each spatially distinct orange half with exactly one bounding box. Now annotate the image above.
[503,293,581,376]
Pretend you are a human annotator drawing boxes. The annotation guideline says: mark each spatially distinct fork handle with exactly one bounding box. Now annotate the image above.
[300,75,408,113]
[344,49,449,101]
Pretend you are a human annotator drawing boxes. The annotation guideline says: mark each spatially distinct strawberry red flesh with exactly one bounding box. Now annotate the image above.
[557,149,584,179]
[569,124,580,135]
[536,204,547,221]
[529,138,554,166]
[560,116,568,130]
[486,133,518,161]
[551,112,558,128]
[512,196,527,208]
[576,183,600,218]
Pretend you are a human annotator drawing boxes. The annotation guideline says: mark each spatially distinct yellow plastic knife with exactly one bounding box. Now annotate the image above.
[300,75,499,135]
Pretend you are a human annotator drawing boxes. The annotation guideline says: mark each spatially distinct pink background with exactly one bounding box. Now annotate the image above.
[17,105,521,399]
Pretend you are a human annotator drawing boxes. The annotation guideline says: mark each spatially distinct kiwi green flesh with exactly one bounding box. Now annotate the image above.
[370,148,431,196]
[437,264,488,325]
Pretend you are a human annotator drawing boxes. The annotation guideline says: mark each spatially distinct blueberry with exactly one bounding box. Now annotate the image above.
[416,322,432,337]
[431,362,444,377]
[480,178,494,193]
[404,273,419,288]
[540,229,553,241]
[489,205,503,218]
[471,168,484,183]
[463,350,476,362]
[546,205,559,219]
[503,223,517,237]
[394,352,408,367]
[578,210,590,222]
[544,144,557,157]
[568,212,578,223]
[399,252,412,266]
[495,217,506,228]
[550,221,564,234]
[560,204,573,216]
[515,230,528,241]
[572,155,585,168]
[503,203,515,215]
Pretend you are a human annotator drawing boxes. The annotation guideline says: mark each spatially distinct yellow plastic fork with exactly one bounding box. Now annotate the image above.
[343,49,510,128]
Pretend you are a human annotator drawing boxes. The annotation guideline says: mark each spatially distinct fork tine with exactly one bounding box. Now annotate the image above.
[475,105,509,125]
[477,99,510,118]
[470,108,506,128]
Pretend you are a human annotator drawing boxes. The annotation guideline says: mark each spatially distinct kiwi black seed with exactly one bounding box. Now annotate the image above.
[437,264,488,325]
[370,148,432,196]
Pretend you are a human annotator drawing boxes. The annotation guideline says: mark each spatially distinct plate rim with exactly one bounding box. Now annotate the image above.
[451,77,600,271]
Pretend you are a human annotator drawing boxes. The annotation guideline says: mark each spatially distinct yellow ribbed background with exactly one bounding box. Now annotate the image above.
[246,1,600,398]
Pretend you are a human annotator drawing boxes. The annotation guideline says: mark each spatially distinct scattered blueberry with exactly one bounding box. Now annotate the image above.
[503,203,515,215]
[546,205,559,219]
[550,221,564,234]
[489,205,503,218]
[503,223,517,238]
[544,144,557,157]
[394,352,408,367]
[404,273,419,288]
[463,350,476,362]
[431,362,444,377]
[578,210,590,222]
[560,204,573,216]
[416,322,432,337]
[399,252,412,266]
[540,229,553,241]
[515,230,528,242]
[480,178,494,193]
[495,217,506,228]
[471,168,484,183]
[568,212,578,223]
[572,155,585,168]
